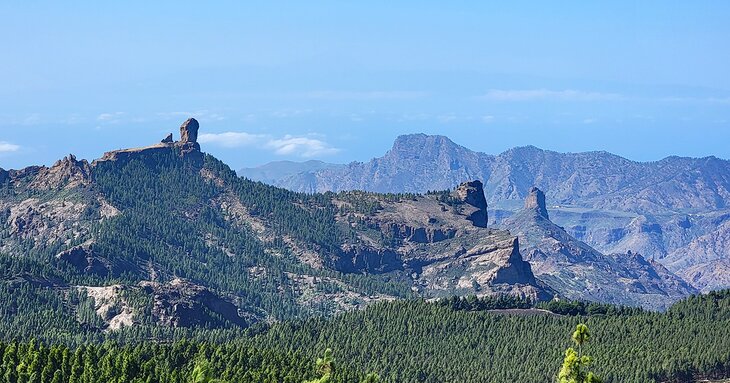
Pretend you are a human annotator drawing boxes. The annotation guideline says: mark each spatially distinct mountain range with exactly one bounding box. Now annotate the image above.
[0,120,718,337]
[240,133,730,294]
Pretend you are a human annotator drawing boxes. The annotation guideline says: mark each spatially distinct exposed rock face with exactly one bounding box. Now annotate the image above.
[161,133,173,144]
[141,279,254,328]
[179,118,199,143]
[525,187,549,219]
[176,118,202,160]
[336,245,402,273]
[330,191,551,300]
[454,180,488,227]
[57,245,109,275]
[27,155,92,190]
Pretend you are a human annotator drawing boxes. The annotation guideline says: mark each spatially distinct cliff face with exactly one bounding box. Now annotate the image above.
[331,181,550,301]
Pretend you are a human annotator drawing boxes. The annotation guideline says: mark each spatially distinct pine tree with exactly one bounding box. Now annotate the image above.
[558,324,603,383]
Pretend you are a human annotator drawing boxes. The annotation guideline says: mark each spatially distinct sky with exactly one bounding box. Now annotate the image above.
[1,1,729,170]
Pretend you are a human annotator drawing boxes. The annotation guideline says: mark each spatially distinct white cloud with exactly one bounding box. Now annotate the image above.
[480,89,623,102]
[198,132,267,148]
[97,112,125,122]
[0,141,20,153]
[481,115,495,124]
[265,136,340,157]
[199,132,339,158]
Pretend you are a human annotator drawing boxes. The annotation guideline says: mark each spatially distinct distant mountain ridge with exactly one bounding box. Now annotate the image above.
[241,134,730,213]
[240,134,730,292]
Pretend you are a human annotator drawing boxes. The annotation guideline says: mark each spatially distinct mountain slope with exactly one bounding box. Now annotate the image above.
[501,187,697,310]
[0,119,551,335]
[241,134,730,291]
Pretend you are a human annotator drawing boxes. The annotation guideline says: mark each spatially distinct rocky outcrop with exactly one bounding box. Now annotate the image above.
[179,118,199,143]
[335,245,402,273]
[454,180,488,227]
[56,245,110,275]
[503,191,697,310]
[524,187,548,219]
[415,234,553,301]
[97,118,203,165]
[382,222,457,243]
[141,279,255,328]
[28,155,92,190]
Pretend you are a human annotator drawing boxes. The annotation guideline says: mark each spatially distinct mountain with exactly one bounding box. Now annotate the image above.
[502,187,696,310]
[241,134,730,292]
[0,119,556,337]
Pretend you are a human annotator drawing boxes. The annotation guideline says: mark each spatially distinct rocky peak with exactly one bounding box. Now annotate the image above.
[98,118,203,165]
[29,154,92,190]
[179,118,199,143]
[176,118,202,157]
[525,186,549,219]
[454,180,488,227]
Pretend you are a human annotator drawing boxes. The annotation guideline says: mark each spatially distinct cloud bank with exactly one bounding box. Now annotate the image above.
[198,132,339,158]
[0,141,20,153]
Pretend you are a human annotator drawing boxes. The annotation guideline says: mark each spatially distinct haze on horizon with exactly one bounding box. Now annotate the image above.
[1,2,729,170]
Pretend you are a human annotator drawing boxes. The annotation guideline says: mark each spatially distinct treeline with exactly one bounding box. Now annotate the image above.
[0,340,331,383]
[537,299,645,316]
[1,292,730,382]
[249,292,730,382]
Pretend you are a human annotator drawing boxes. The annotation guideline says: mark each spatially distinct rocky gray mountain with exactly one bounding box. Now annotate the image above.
[502,187,696,310]
[240,134,730,292]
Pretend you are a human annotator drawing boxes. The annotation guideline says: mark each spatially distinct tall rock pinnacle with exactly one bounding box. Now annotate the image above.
[454,180,488,227]
[525,187,549,219]
[180,118,200,143]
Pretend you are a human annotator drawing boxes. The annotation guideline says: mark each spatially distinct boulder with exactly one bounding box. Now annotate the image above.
[161,133,174,144]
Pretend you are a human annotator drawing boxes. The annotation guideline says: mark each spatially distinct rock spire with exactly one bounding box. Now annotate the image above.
[525,186,549,219]
[180,118,199,143]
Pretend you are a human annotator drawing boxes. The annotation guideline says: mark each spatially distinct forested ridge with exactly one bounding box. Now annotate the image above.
[0,291,729,382]
[2,144,730,382]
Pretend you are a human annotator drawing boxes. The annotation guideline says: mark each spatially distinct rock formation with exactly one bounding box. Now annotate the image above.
[176,118,202,158]
[140,278,253,328]
[28,154,92,190]
[502,188,696,310]
[179,118,199,143]
[524,186,549,219]
[98,118,202,165]
[454,180,488,227]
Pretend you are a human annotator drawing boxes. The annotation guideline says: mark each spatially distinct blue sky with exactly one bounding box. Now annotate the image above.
[1,1,729,170]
